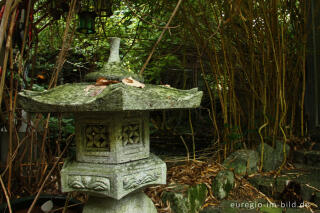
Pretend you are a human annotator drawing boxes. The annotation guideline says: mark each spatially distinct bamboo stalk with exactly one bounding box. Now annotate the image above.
[48,0,77,88]
[0,175,12,213]
[27,135,74,213]
[0,0,14,51]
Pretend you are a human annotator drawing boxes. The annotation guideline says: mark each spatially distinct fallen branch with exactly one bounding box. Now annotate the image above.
[305,183,320,193]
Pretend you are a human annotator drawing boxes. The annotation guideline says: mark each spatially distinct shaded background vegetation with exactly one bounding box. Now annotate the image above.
[0,0,314,203]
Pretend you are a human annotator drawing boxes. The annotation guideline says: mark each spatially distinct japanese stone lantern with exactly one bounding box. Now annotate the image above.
[18,38,202,213]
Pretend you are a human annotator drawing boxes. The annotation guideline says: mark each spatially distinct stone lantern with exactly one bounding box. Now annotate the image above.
[18,38,202,213]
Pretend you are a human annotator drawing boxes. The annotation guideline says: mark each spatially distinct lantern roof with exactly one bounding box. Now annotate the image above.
[18,83,202,112]
[18,37,202,112]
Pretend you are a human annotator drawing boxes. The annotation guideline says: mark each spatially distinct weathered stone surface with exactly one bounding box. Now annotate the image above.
[292,150,320,167]
[219,200,240,213]
[85,62,144,83]
[61,154,166,200]
[247,175,279,198]
[161,184,189,213]
[18,83,203,112]
[285,208,311,213]
[75,112,150,164]
[85,37,144,83]
[161,183,208,213]
[223,150,259,176]
[201,200,276,213]
[188,184,208,213]
[248,168,320,208]
[259,205,282,213]
[83,191,157,213]
[239,210,260,213]
[212,170,235,199]
[107,38,121,64]
[258,141,290,171]
[199,206,221,213]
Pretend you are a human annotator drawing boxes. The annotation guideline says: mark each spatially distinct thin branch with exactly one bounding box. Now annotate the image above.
[0,0,14,51]
[139,0,183,75]
[48,0,77,88]
[27,134,74,213]
[123,0,180,30]
[0,175,12,213]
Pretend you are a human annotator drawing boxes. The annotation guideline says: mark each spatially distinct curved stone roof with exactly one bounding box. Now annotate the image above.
[18,82,203,112]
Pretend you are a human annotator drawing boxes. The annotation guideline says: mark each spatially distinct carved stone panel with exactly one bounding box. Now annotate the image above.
[85,125,109,151]
[68,175,110,192]
[75,112,149,164]
[122,124,140,146]
[61,154,166,199]
[123,170,160,190]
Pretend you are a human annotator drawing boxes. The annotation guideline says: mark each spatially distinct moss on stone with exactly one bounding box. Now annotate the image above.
[223,150,259,176]
[259,204,282,213]
[85,62,144,82]
[212,170,235,199]
[161,187,189,213]
[18,83,203,112]
[161,183,208,213]
[187,184,208,213]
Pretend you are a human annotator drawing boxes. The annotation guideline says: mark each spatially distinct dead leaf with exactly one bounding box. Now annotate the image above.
[95,77,120,86]
[123,78,133,83]
[37,74,46,80]
[122,77,145,88]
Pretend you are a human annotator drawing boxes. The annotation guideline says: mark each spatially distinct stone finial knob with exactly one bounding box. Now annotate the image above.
[108,37,121,64]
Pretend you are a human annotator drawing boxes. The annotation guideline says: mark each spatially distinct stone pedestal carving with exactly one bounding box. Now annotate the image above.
[61,154,166,199]
[18,37,202,212]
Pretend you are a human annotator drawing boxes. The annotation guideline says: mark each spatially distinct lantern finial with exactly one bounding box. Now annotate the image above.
[108,37,121,64]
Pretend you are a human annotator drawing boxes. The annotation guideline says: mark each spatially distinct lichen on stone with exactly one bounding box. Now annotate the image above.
[18,82,203,112]
[85,62,144,82]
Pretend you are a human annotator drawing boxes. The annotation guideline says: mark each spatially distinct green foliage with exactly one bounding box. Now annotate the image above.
[30,0,307,148]
[144,54,183,84]
[187,184,208,213]
[48,117,75,142]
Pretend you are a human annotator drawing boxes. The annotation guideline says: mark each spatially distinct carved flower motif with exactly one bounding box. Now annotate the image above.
[85,125,109,149]
[122,124,140,145]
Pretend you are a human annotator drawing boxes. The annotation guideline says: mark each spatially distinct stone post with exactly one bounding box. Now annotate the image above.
[107,37,121,64]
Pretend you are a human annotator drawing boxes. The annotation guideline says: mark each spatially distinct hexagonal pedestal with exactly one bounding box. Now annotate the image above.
[61,154,166,200]
[82,191,157,213]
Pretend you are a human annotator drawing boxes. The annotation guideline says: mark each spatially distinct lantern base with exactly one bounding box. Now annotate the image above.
[61,153,166,200]
[83,191,157,213]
